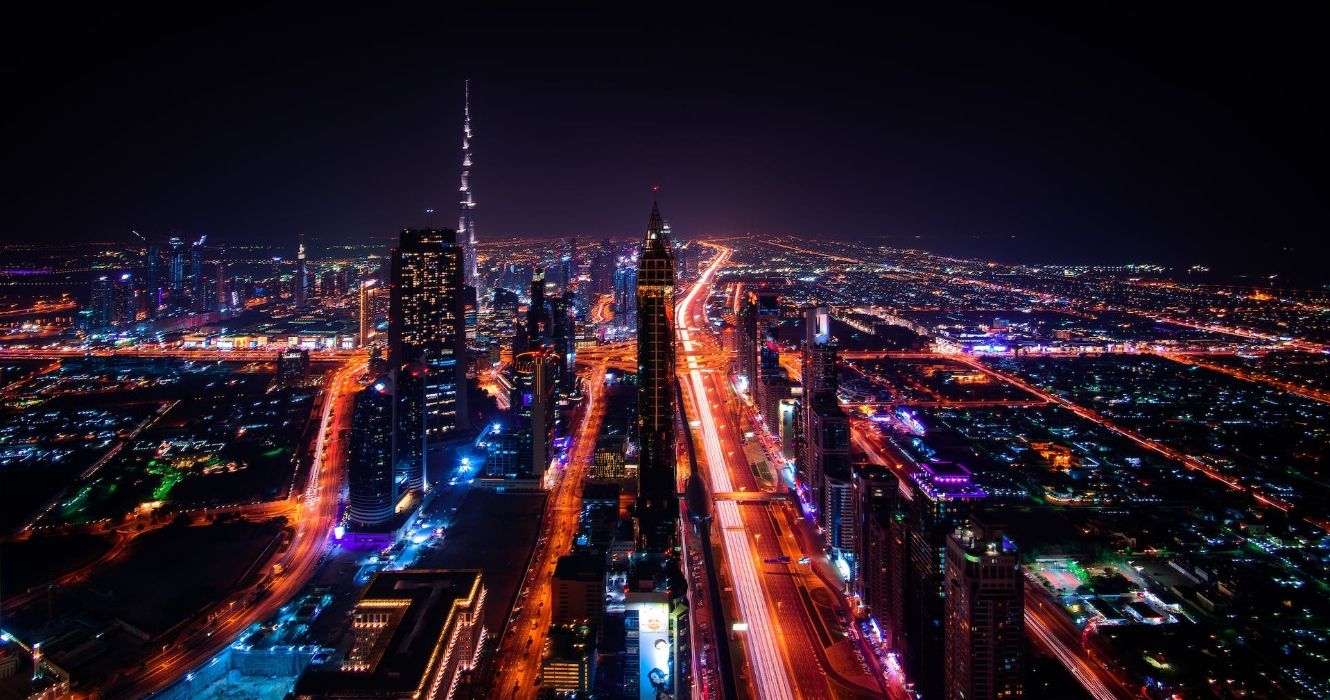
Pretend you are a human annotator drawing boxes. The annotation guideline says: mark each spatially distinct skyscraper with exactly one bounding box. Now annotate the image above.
[823,460,856,573]
[635,197,677,552]
[855,464,900,628]
[389,228,469,442]
[944,520,1024,700]
[190,236,206,313]
[457,80,479,291]
[358,280,379,347]
[511,350,556,480]
[900,461,987,699]
[167,236,186,306]
[394,358,428,494]
[528,268,548,347]
[347,379,396,527]
[145,242,161,319]
[613,264,637,327]
[551,289,576,395]
[88,274,135,328]
[294,235,308,310]
[215,261,228,310]
[737,290,759,389]
[799,304,845,520]
[591,242,615,295]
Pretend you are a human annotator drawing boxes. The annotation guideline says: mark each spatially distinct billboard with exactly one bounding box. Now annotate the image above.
[627,599,671,700]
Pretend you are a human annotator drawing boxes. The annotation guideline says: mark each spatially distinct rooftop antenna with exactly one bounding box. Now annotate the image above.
[425,208,435,229]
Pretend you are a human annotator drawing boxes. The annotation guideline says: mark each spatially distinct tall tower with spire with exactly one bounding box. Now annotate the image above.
[635,189,678,552]
[458,80,479,292]
[294,234,308,309]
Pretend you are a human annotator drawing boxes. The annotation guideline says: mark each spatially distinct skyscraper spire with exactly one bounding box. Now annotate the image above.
[645,185,668,250]
[458,80,479,290]
[295,233,308,309]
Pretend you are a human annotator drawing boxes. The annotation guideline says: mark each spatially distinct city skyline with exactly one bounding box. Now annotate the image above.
[2,7,1328,700]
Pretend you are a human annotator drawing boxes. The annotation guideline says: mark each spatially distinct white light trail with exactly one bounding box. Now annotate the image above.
[678,249,795,700]
[1024,609,1119,700]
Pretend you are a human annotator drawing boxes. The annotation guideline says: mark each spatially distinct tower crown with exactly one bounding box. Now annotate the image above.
[643,193,670,253]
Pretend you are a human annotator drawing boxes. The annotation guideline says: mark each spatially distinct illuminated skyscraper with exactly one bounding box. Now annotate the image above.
[855,464,900,627]
[144,242,161,318]
[457,80,479,291]
[635,196,677,552]
[167,236,186,303]
[613,264,637,327]
[347,379,396,527]
[294,235,308,309]
[944,520,1025,700]
[528,268,548,347]
[799,304,844,519]
[389,228,470,442]
[190,236,206,312]
[901,462,986,699]
[551,289,576,394]
[88,274,136,328]
[511,350,557,480]
[394,358,428,494]
[216,261,228,309]
[358,280,379,347]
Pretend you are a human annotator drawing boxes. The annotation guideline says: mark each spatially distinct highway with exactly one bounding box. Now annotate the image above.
[106,357,363,698]
[947,354,1323,522]
[491,362,608,699]
[1155,350,1330,404]
[677,247,795,700]
[591,292,614,324]
[680,245,893,699]
[0,346,360,362]
[1023,584,1134,700]
[0,300,77,319]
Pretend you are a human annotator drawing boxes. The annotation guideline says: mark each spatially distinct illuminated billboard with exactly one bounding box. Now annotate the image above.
[627,599,671,700]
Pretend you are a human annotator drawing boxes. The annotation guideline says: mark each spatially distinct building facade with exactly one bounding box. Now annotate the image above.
[389,228,470,442]
[347,380,397,527]
[944,520,1024,700]
[634,199,677,553]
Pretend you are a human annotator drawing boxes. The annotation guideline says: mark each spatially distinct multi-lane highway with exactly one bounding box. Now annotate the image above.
[679,245,892,700]
[0,346,361,362]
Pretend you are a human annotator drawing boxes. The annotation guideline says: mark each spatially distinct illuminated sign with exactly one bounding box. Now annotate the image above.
[626,599,671,700]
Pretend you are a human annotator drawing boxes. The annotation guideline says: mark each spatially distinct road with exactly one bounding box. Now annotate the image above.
[105,357,363,698]
[0,346,360,363]
[677,247,794,700]
[491,362,608,699]
[0,300,77,319]
[591,292,614,324]
[1155,350,1330,404]
[1024,587,1130,700]
[679,245,892,700]
[948,354,1327,526]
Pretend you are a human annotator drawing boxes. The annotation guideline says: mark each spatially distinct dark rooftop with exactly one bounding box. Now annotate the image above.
[555,552,607,582]
[294,569,482,696]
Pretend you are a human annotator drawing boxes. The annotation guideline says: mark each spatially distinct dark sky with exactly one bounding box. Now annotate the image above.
[4,5,1327,281]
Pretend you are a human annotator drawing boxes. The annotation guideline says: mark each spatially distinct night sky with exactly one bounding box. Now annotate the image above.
[5,5,1326,281]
